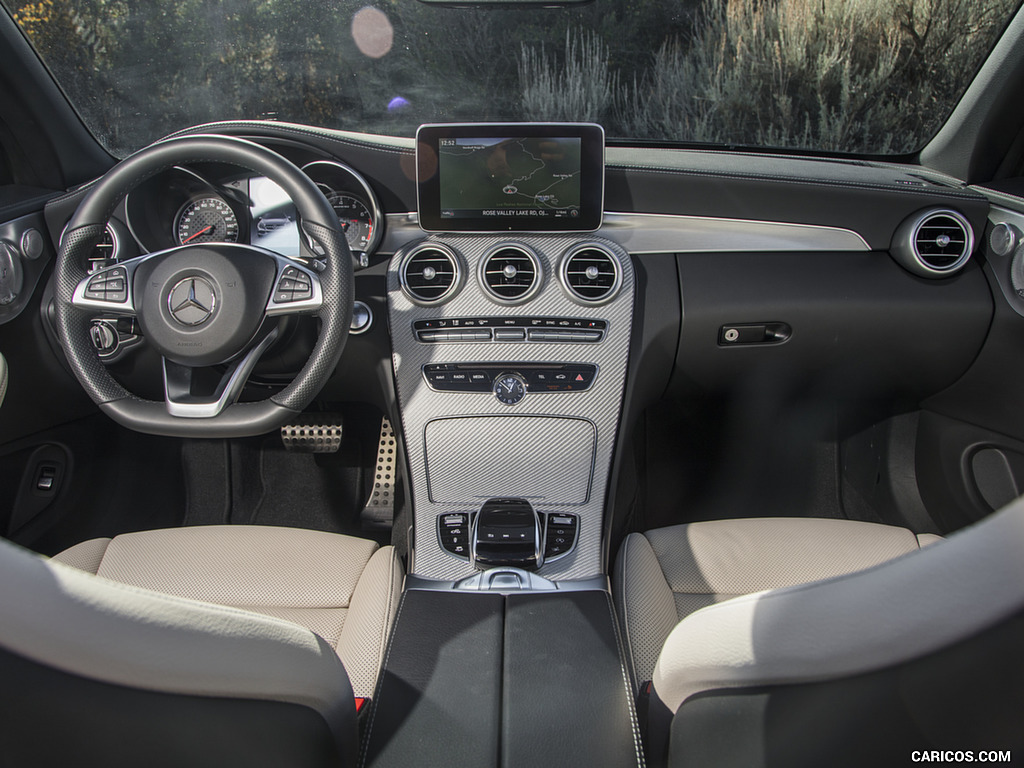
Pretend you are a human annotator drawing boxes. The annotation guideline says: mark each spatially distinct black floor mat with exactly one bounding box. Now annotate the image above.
[180,431,388,545]
[242,436,369,533]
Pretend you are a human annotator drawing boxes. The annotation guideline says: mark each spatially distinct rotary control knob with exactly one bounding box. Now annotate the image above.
[493,372,527,406]
[89,320,119,356]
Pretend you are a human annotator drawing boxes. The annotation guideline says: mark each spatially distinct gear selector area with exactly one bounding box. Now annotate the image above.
[471,497,542,570]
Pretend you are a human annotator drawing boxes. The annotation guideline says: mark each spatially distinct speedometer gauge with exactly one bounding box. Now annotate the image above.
[321,188,374,253]
[176,197,239,245]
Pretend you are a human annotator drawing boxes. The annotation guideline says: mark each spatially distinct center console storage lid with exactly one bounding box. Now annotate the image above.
[361,589,642,768]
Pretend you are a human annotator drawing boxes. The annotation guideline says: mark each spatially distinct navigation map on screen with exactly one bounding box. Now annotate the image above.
[438,136,582,221]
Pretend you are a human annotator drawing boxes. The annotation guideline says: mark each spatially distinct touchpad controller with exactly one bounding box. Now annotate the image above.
[472,498,541,570]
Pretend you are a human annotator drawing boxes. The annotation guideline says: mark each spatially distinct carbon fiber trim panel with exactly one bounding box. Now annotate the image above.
[424,416,596,504]
[388,234,635,581]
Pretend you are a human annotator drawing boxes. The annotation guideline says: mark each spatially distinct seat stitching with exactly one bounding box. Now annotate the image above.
[603,589,647,768]
[377,548,398,672]
[618,534,635,682]
[358,588,408,768]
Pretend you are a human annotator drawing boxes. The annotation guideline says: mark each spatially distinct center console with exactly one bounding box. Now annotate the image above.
[371,122,641,767]
[388,122,633,583]
[387,233,634,581]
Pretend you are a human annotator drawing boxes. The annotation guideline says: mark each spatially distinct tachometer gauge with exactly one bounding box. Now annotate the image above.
[176,197,239,245]
[321,188,374,253]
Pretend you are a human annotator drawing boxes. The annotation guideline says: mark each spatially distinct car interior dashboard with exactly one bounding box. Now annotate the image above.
[0,118,1009,574]
[2,116,1024,767]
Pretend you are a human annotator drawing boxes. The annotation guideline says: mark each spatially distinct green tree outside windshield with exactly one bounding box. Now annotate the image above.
[4,0,1017,156]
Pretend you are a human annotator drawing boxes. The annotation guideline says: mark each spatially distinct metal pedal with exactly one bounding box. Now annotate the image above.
[361,416,396,530]
[280,416,344,453]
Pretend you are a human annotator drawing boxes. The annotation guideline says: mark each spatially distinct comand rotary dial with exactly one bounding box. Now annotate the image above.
[493,372,527,406]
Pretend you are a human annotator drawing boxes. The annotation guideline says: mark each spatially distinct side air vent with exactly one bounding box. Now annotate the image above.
[479,245,542,304]
[892,208,974,278]
[559,244,621,304]
[400,243,461,304]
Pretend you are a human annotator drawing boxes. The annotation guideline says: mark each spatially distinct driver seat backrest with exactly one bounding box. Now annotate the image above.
[0,526,402,767]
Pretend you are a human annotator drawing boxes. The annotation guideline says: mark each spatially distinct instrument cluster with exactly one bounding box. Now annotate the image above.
[85,154,383,270]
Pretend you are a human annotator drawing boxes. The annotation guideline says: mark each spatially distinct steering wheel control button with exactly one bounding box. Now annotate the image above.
[438,512,471,558]
[84,266,129,303]
[274,266,314,303]
[414,316,606,344]
[168,276,216,326]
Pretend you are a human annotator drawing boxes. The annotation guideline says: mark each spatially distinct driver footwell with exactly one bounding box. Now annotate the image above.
[181,429,387,546]
[2,408,392,555]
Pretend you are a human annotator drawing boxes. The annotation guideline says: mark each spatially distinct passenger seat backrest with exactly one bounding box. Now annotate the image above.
[649,500,1024,767]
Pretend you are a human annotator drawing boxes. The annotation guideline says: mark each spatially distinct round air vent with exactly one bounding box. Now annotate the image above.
[400,243,461,304]
[892,208,974,278]
[559,243,622,304]
[479,245,542,304]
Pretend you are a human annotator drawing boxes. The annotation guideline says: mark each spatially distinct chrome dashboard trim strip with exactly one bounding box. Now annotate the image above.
[599,211,871,253]
[381,211,870,255]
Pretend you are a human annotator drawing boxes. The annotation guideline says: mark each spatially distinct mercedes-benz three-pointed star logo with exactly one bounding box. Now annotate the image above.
[168,277,217,326]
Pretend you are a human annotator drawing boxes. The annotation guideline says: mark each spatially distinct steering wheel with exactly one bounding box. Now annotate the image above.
[53,135,354,437]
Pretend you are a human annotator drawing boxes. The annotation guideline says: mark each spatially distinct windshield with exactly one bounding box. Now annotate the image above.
[3,0,1020,157]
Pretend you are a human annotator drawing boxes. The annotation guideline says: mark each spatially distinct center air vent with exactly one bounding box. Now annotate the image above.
[892,208,974,278]
[400,243,461,304]
[479,245,542,304]
[560,244,621,304]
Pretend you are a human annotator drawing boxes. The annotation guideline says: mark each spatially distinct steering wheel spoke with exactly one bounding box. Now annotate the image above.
[265,256,324,317]
[71,260,140,316]
[163,326,281,418]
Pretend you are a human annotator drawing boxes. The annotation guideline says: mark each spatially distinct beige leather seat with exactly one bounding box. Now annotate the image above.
[615,510,1024,766]
[0,524,403,767]
[53,525,402,698]
[615,516,941,688]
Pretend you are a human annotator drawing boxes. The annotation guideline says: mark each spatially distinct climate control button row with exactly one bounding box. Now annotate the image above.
[414,316,606,344]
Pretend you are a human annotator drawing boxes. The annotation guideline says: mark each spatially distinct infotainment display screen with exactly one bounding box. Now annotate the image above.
[416,123,605,233]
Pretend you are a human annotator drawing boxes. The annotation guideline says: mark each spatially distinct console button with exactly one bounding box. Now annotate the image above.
[494,328,526,341]
[543,512,579,559]
[439,512,471,558]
